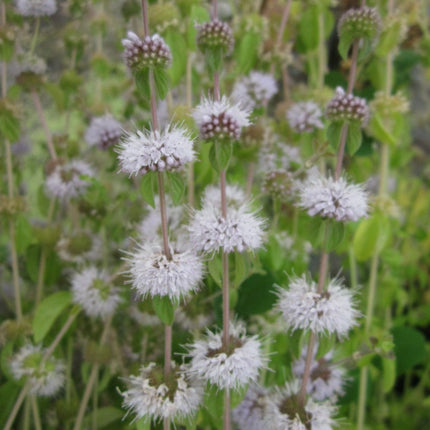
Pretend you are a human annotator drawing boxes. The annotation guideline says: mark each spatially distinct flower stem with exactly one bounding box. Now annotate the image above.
[29,17,40,55]
[4,381,31,430]
[72,316,112,430]
[30,397,42,430]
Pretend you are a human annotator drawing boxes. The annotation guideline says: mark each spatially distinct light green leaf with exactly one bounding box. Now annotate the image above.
[353,216,380,261]
[140,172,156,208]
[315,334,336,359]
[382,357,396,393]
[324,221,345,252]
[134,69,150,97]
[209,141,232,173]
[208,254,222,288]
[153,68,169,100]
[368,113,396,146]
[15,214,34,255]
[33,291,73,343]
[165,30,187,86]
[298,6,319,51]
[187,6,210,50]
[82,407,122,429]
[346,122,362,155]
[237,32,260,74]
[166,171,185,205]
[326,122,343,150]
[152,295,176,325]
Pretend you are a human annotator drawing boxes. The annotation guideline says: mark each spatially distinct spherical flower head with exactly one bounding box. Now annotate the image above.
[57,231,102,264]
[266,381,337,430]
[192,96,251,142]
[122,31,172,71]
[10,344,65,397]
[45,160,94,202]
[338,6,381,41]
[121,362,203,423]
[85,114,122,149]
[126,241,203,301]
[326,87,370,126]
[233,384,269,430]
[15,0,57,17]
[196,19,234,54]
[186,323,267,390]
[298,173,369,222]
[277,276,360,337]
[117,124,195,176]
[292,347,345,402]
[287,101,324,133]
[12,53,46,89]
[232,71,278,110]
[262,170,297,202]
[71,266,121,319]
[188,200,265,254]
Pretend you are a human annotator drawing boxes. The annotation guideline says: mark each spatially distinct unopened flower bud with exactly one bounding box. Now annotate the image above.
[338,6,381,41]
[326,87,369,126]
[196,19,234,55]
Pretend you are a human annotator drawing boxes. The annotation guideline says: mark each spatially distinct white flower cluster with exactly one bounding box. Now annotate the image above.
[15,0,57,17]
[10,344,65,397]
[126,241,203,301]
[233,385,269,430]
[117,125,195,176]
[287,101,324,133]
[122,31,172,70]
[298,172,369,222]
[12,53,47,78]
[277,276,359,337]
[121,362,203,422]
[192,96,251,141]
[187,323,266,390]
[265,381,337,430]
[292,346,346,401]
[71,266,121,319]
[85,114,122,149]
[232,71,278,110]
[45,160,94,201]
[188,198,265,254]
[57,231,101,264]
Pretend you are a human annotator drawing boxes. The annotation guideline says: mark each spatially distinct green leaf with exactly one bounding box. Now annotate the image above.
[135,418,151,430]
[37,184,51,217]
[152,295,177,325]
[153,68,169,100]
[82,407,123,429]
[33,291,73,343]
[25,244,41,283]
[187,6,210,50]
[315,334,336,359]
[0,107,20,142]
[382,357,396,393]
[205,385,224,419]
[346,123,362,155]
[298,5,319,51]
[375,21,402,57]
[134,69,150,97]
[353,216,380,261]
[392,326,426,375]
[324,221,345,252]
[338,33,355,60]
[236,32,260,74]
[209,141,233,173]
[15,214,34,255]
[165,30,187,86]
[205,46,223,74]
[165,172,185,205]
[367,113,396,146]
[232,252,248,288]
[0,381,21,428]
[140,172,156,208]
[231,384,248,408]
[326,122,343,150]
[208,254,222,288]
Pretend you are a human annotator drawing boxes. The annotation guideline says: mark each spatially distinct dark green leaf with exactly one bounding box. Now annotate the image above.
[209,141,232,173]
[33,291,73,343]
[0,108,20,142]
[140,172,156,208]
[165,171,185,205]
[205,46,223,75]
[338,33,355,60]
[153,68,169,100]
[382,357,396,393]
[82,407,122,429]
[15,214,34,255]
[134,69,150,97]
[326,122,343,150]
[208,254,222,288]
[346,123,362,155]
[298,6,319,51]
[152,295,176,325]
[392,326,426,375]
[165,31,187,86]
[237,32,260,74]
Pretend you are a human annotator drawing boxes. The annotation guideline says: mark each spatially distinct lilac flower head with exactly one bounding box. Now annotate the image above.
[186,323,267,390]
[193,96,251,142]
[326,87,369,126]
[117,124,195,176]
[122,31,172,71]
[338,6,381,40]
[287,101,324,133]
[232,71,278,110]
[196,19,234,54]
[15,0,57,17]
[85,114,122,149]
[233,385,269,430]
[298,172,369,222]
[10,344,65,397]
[121,362,203,422]
[277,276,360,337]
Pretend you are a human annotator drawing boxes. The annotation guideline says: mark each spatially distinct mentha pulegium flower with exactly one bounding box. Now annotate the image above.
[15,0,57,17]
[10,344,65,397]
[85,114,122,149]
[287,101,324,133]
[71,266,121,319]
[232,71,278,110]
[338,6,381,41]
[265,380,337,430]
[186,323,267,390]
[326,87,370,126]
[233,384,269,430]
[117,125,195,176]
[196,19,234,54]
[277,276,359,337]
[298,172,369,222]
[188,200,265,254]
[292,346,346,402]
[122,31,171,71]
[201,184,246,209]
[57,231,102,264]
[121,362,203,423]
[125,241,203,301]
[192,96,251,142]
[45,160,94,202]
